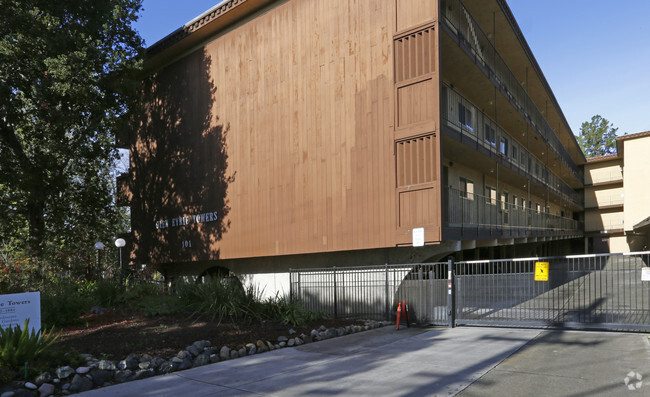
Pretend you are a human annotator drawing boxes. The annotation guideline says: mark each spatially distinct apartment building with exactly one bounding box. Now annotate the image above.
[584,131,650,253]
[117,0,585,292]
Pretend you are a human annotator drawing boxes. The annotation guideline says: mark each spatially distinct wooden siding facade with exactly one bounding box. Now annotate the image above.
[128,0,442,264]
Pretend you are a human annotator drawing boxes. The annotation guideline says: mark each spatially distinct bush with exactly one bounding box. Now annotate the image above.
[41,280,92,328]
[176,276,324,326]
[0,319,59,370]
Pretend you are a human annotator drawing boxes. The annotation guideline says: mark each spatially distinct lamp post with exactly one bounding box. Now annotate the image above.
[94,242,105,280]
[115,238,126,284]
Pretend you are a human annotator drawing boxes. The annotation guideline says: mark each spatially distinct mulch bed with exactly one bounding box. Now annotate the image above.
[51,309,364,360]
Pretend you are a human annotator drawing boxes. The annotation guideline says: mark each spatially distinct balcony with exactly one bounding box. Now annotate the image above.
[585,171,623,186]
[440,0,583,183]
[444,186,581,240]
[441,84,583,208]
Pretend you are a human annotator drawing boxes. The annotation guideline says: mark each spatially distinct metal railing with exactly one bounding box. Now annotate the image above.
[290,252,650,332]
[454,252,650,331]
[440,0,583,183]
[446,186,580,233]
[442,84,583,207]
[289,263,449,325]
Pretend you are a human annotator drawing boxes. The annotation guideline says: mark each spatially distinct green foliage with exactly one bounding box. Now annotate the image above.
[577,115,618,158]
[0,0,143,263]
[177,277,324,326]
[40,280,92,328]
[0,319,60,369]
[262,294,325,326]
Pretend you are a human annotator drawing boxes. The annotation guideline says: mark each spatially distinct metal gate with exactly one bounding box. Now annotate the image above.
[289,251,650,332]
[453,252,650,331]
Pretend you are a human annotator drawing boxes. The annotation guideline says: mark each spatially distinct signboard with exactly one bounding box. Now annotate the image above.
[0,292,41,332]
[412,228,425,247]
[534,262,549,282]
[642,267,650,282]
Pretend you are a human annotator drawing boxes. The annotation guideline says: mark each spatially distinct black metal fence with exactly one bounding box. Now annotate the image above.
[289,263,449,325]
[289,252,650,332]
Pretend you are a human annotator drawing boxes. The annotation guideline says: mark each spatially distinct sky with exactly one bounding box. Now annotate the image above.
[134,0,650,136]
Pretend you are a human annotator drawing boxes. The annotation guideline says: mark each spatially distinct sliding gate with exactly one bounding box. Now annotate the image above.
[290,252,650,332]
[454,252,650,331]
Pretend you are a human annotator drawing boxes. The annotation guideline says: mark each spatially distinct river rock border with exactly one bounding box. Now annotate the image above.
[0,321,386,397]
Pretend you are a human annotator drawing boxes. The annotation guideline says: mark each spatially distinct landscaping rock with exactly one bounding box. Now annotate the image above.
[277,336,288,343]
[0,392,15,397]
[210,354,219,363]
[118,357,138,371]
[326,328,337,339]
[310,329,319,341]
[23,384,37,391]
[55,366,75,379]
[186,345,200,357]
[89,369,113,386]
[229,350,239,359]
[219,346,231,360]
[266,341,274,351]
[193,340,210,350]
[295,337,304,346]
[158,362,177,374]
[97,360,116,371]
[177,350,192,360]
[245,343,257,355]
[337,328,346,337]
[132,369,155,380]
[113,370,134,383]
[37,383,54,397]
[279,341,287,348]
[255,340,268,352]
[319,325,327,332]
[193,354,210,367]
[238,347,246,357]
[75,367,90,375]
[138,361,151,370]
[177,358,193,371]
[69,374,93,393]
[34,373,52,387]
[151,357,166,369]
[288,328,296,335]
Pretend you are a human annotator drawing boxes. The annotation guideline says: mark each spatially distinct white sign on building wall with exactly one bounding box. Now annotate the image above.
[412,228,425,247]
[0,291,41,332]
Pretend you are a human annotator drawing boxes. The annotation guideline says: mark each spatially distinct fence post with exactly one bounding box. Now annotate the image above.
[333,266,337,319]
[447,257,456,328]
[385,262,390,321]
[289,269,293,301]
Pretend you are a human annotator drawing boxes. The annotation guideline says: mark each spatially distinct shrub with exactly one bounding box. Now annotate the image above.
[0,319,60,369]
[41,280,92,328]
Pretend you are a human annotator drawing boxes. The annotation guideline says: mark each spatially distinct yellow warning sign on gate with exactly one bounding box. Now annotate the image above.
[535,262,549,281]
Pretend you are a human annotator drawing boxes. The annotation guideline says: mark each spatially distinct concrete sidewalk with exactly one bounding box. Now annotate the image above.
[79,326,650,396]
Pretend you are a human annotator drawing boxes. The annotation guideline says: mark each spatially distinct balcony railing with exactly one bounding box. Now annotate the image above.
[440,0,583,183]
[442,84,583,208]
[446,187,580,233]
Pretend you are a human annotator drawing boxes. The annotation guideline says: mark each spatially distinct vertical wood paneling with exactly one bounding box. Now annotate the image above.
[396,0,436,33]
[169,0,399,258]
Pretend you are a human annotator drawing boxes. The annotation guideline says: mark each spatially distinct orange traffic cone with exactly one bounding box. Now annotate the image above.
[396,302,402,330]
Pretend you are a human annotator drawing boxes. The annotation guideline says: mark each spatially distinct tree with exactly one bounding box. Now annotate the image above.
[0,1,143,265]
[576,115,618,158]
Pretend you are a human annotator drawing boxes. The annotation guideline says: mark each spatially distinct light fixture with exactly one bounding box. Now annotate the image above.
[115,238,126,284]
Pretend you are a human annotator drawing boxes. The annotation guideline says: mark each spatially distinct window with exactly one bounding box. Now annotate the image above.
[485,124,496,146]
[500,137,509,157]
[485,186,497,205]
[511,145,518,162]
[458,102,474,131]
[521,197,527,209]
[512,195,518,209]
[500,192,509,210]
[546,206,550,214]
[536,203,541,213]
[460,177,474,200]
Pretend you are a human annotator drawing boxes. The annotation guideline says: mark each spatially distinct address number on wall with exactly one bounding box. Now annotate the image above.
[181,240,192,249]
